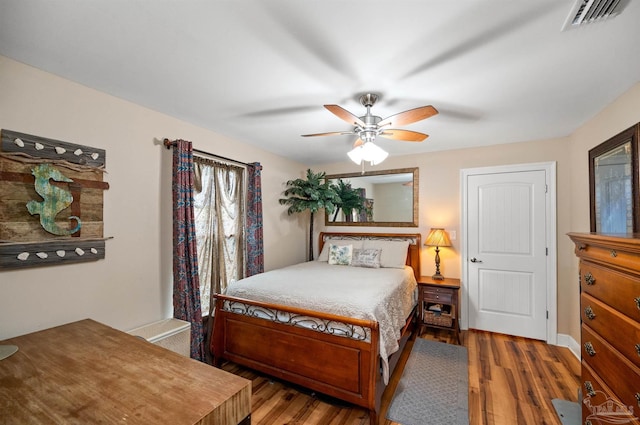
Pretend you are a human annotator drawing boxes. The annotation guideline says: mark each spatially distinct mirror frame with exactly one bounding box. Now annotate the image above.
[325,167,419,227]
[589,123,640,233]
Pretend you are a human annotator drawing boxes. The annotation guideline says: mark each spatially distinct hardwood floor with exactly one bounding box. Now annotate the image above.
[221,329,581,424]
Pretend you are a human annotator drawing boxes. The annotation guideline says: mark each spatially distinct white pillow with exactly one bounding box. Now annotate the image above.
[350,248,381,268]
[362,239,410,268]
[317,239,363,261]
[328,244,353,265]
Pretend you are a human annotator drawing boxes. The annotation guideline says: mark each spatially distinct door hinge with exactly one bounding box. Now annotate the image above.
[546,247,548,256]
[545,184,548,193]
[546,310,549,319]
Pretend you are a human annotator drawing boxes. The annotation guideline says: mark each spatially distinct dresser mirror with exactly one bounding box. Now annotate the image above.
[325,167,418,227]
[589,123,639,233]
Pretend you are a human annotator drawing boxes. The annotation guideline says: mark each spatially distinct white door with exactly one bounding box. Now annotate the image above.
[465,167,550,341]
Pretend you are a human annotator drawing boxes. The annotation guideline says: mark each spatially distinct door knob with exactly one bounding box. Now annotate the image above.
[470,257,483,263]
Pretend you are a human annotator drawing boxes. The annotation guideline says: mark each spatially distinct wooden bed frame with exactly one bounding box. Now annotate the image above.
[211,232,421,425]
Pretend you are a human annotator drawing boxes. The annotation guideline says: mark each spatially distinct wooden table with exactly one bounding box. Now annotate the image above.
[417,276,461,344]
[0,319,251,425]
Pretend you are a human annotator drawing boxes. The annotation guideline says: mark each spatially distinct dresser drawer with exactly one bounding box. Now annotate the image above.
[581,292,640,369]
[421,287,453,304]
[581,260,640,322]
[581,324,640,405]
[570,233,640,425]
[581,361,639,425]
[575,238,640,275]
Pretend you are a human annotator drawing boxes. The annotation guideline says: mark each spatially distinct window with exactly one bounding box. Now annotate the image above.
[193,157,247,315]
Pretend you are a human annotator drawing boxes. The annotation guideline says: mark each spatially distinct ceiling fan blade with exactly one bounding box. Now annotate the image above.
[301,131,355,137]
[380,129,429,142]
[378,105,438,127]
[324,105,365,127]
[353,138,364,147]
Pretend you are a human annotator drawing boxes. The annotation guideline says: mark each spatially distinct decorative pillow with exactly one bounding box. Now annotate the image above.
[350,248,381,268]
[328,244,353,265]
[317,239,363,261]
[362,239,410,268]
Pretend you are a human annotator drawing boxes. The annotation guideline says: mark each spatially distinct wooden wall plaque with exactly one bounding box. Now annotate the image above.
[0,129,110,269]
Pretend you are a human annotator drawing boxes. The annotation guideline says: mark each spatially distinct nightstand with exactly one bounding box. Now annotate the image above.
[417,276,461,344]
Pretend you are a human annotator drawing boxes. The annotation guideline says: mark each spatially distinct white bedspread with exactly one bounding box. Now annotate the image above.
[224,261,418,384]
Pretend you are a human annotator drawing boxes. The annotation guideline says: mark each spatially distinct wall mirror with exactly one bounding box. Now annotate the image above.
[325,167,418,227]
[589,123,639,233]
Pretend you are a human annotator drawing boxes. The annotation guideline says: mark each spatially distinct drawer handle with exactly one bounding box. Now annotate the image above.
[635,297,640,311]
[585,420,592,425]
[610,249,617,257]
[584,272,596,286]
[584,306,596,320]
[636,393,640,408]
[578,244,586,251]
[584,342,596,357]
[584,381,596,397]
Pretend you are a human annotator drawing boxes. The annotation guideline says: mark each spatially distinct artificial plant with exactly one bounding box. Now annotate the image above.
[330,179,365,222]
[279,169,340,261]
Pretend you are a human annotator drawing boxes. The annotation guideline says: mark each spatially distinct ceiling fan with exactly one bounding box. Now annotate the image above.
[302,93,438,148]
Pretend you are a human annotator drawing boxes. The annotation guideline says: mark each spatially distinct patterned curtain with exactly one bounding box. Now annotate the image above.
[193,158,245,306]
[194,158,246,364]
[172,139,205,361]
[246,162,264,276]
[357,188,368,222]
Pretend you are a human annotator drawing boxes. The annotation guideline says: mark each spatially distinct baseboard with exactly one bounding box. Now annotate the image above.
[556,333,580,361]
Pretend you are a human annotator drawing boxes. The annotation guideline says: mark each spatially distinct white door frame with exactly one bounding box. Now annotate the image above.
[460,162,557,345]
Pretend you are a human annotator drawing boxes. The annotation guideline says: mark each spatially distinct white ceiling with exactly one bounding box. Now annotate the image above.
[1,1,639,165]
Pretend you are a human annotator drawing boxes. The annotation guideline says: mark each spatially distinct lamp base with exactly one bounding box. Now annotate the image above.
[431,246,445,281]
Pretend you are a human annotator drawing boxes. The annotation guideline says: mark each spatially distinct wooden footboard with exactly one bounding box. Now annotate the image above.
[212,294,381,421]
[212,232,422,425]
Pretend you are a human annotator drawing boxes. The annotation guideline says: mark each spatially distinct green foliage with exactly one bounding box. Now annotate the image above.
[331,179,365,220]
[279,169,340,260]
[278,169,339,216]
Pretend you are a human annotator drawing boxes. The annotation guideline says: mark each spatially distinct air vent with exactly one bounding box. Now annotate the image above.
[561,0,627,30]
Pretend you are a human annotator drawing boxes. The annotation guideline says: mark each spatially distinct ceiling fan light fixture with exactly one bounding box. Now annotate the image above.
[347,141,388,165]
[303,93,437,167]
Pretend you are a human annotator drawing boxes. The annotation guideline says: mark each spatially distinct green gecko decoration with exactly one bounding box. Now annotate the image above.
[26,163,82,236]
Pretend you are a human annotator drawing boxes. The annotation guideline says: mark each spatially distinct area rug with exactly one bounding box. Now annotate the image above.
[386,338,469,425]
[552,398,580,425]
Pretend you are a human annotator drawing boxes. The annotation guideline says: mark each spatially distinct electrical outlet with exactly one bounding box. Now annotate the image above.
[450,230,456,240]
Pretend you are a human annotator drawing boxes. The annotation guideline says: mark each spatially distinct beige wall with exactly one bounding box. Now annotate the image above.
[372,182,413,222]
[569,83,640,231]
[320,138,574,336]
[2,52,638,345]
[320,82,640,342]
[567,82,640,338]
[0,56,307,339]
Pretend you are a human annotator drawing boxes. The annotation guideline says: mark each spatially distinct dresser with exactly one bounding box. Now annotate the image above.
[0,319,251,425]
[568,233,640,425]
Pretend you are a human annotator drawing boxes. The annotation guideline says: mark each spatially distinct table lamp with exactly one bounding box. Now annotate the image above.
[425,228,451,280]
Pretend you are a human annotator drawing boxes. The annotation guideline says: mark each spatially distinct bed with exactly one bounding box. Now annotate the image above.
[211,232,421,424]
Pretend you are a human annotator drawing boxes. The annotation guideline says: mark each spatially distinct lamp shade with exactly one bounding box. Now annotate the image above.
[347,141,388,165]
[424,228,451,247]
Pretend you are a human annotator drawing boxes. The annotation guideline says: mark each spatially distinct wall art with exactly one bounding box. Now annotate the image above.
[0,129,110,269]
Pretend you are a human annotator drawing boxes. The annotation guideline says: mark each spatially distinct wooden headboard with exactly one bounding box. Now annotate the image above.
[318,232,421,280]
